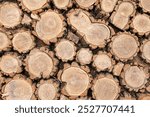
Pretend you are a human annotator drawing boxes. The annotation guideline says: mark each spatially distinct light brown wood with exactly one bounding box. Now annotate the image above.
[140,0,150,12]
[21,14,32,25]
[67,32,79,44]
[68,9,91,34]
[146,85,150,92]
[139,94,150,100]
[84,23,110,48]
[111,33,138,61]
[93,75,119,100]
[0,31,11,51]
[122,65,147,91]
[75,0,97,8]
[0,54,22,76]
[55,40,76,61]
[0,3,22,28]
[53,0,70,9]
[113,62,124,76]
[0,75,4,91]
[21,0,48,11]
[37,80,59,100]
[141,40,150,63]
[25,49,54,79]
[0,0,150,100]
[2,76,33,100]
[101,0,118,13]
[61,66,90,97]
[12,31,35,53]
[111,1,135,30]
[132,14,150,34]
[93,52,112,71]
[76,48,93,65]
[35,11,64,44]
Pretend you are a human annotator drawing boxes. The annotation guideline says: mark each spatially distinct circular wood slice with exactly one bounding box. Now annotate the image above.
[75,0,97,8]
[84,23,110,48]
[132,14,150,34]
[111,33,138,61]
[76,48,93,65]
[93,77,119,100]
[111,1,135,30]
[123,66,147,90]
[0,3,22,28]
[68,9,91,34]
[22,0,48,11]
[93,53,112,71]
[53,0,70,9]
[0,54,21,75]
[141,40,150,63]
[38,82,57,100]
[3,78,33,100]
[26,49,54,78]
[61,67,90,97]
[55,40,76,61]
[35,11,64,43]
[140,0,150,12]
[0,31,10,51]
[101,0,118,13]
[12,31,35,53]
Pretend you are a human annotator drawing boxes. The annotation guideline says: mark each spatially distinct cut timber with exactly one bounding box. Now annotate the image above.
[111,33,138,61]
[113,62,124,76]
[31,13,40,20]
[75,0,97,8]
[146,85,150,92]
[111,1,135,30]
[141,40,150,63]
[12,31,35,53]
[55,40,76,61]
[93,75,119,100]
[68,9,91,34]
[140,0,150,12]
[0,75,4,91]
[61,66,90,97]
[21,0,48,11]
[0,31,11,51]
[132,14,150,35]
[67,31,79,44]
[76,48,93,65]
[53,0,70,9]
[60,95,69,100]
[139,94,150,100]
[35,11,64,44]
[0,54,22,76]
[25,49,54,79]
[93,52,112,71]
[122,65,147,91]
[37,80,59,100]
[21,14,32,25]
[2,75,33,100]
[101,0,118,13]
[0,3,22,28]
[84,23,110,48]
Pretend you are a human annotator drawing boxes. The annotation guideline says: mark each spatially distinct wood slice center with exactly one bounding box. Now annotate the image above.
[61,67,89,96]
